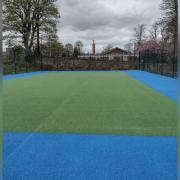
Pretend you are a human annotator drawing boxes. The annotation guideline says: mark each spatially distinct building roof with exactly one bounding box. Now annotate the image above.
[103,47,128,55]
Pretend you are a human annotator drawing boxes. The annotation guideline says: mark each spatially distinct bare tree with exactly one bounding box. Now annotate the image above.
[124,42,133,54]
[160,0,178,61]
[133,24,146,45]
[158,20,168,42]
[133,24,147,65]
[149,21,159,41]
[102,44,113,53]
[158,19,173,62]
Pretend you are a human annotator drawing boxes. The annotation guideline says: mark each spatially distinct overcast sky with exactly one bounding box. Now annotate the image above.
[57,0,162,53]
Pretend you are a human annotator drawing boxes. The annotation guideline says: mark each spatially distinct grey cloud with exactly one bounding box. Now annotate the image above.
[57,0,162,52]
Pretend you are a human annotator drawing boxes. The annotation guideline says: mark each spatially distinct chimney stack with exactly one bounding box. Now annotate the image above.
[92,40,96,55]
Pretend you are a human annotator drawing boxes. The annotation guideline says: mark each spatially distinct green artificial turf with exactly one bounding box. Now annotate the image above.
[4,72,177,136]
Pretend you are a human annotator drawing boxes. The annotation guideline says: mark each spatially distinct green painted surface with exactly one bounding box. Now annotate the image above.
[4,72,177,136]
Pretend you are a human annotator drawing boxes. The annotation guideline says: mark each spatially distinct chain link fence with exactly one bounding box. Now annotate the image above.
[139,63,177,77]
[3,51,178,78]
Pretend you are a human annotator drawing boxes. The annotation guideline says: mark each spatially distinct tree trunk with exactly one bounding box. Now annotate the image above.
[36,23,40,56]
[23,35,29,50]
[173,32,178,63]
[36,13,40,56]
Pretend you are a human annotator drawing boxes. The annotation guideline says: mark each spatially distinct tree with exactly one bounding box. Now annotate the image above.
[74,41,83,54]
[65,43,73,57]
[42,37,63,57]
[149,21,159,41]
[133,24,147,65]
[160,0,178,62]
[157,19,175,63]
[4,34,19,47]
[124,43,133,54]
[12,45,25,63]
[73,47,79,58]
[102,44,113,54]
[33,0,60,55]
[3,0,60,54]
[133,24,146,45]
[158,20,168,42]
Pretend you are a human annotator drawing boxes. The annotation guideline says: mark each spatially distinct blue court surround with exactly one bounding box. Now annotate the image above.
[3,70,120,80]
[3,71,178,180]
[124,70,178,102]
[3,133,177,180]
[3,71,49,80]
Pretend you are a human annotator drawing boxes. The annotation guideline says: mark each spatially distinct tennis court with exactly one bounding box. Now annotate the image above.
[3,71,178,179]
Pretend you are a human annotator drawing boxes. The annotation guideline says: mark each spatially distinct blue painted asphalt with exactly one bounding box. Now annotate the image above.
[3,133,177,180]
[124,70,178,101]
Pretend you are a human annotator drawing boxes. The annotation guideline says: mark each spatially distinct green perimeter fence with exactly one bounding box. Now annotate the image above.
[3,53,178,78]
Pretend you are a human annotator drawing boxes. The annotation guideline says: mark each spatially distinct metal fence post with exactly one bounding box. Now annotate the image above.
[14,62,16,74]
[138,52,141,70]
[41,53,43,71]
[13,51,17,74]
[25,59,27,72]
[172,63,175,78]
[56,57,58,71]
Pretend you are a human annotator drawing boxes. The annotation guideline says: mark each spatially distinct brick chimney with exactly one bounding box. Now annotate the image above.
[92,40,96,55]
